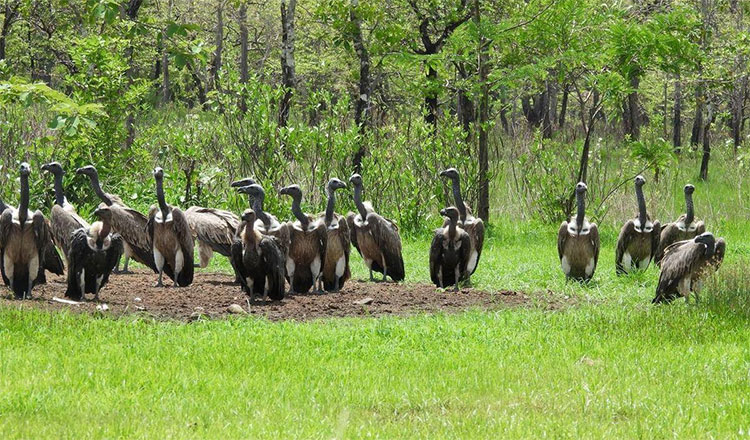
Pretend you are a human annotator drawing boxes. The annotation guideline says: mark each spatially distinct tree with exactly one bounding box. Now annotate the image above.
[279,0,296,127]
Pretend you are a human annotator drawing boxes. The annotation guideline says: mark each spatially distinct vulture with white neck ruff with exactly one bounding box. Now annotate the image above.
[42,162,90,262]
[439,168,484,281]
[654,184,705,265]
[279,184,327,293]
[318,178,351,292]
[231,209,286,302]
[147,167,194,287]
[429,207,471,291]
[346,174,405,282]
[557,182,600,282]
[615,175,661,274]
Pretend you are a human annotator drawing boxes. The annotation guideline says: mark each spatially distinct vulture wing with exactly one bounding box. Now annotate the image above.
[50,204,89,258]
[655,222,681,266]
[114,203,157,272]
[615,220,636,274]
[367,212,405,281]
[36,213,64,276]
[557,221,568,261]
[458,231,472,281]
[172,207,195,287]
[590,223,600,270]
[467,217,485,275]
[185,206,240,257]
[65,228,89,300]
[345,212,360,254]
[260,236,286,300]
[429,230,443,287]
[654,240,703,304]
[650,221,662,261]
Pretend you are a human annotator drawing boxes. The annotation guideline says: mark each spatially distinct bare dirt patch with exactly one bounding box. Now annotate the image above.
[0,270,556,322]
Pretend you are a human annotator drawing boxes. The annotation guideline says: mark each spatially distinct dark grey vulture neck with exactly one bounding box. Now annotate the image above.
[353,183,368,220]
[684,190,694,225]
[0,197,7,212]
[635,183,647,227]
[325,185,337,226]
[290,192,309,229]
[450,176,467,222]
[53,172,66,207]
[251,194,272,228]
[89,172,113,206]
[575,190,585,230]
[447,215,457,239]
[99,217,112,241]
[155,175,170,218]
[19,172,29,225]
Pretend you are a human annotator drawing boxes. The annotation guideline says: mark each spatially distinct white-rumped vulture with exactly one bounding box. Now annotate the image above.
[654,184,705,265]
[279,184,327,293]
[429,207,471,291]
[185,206,240,268]
[147,167,194,287]
[615,175,661,274]
[231,209,286,302]
[0,163,64,299]
[42,162,90,262]
[346,173,405,282]
[66,205,124,301]
[439,168,484,281]
[653,232,725,304]
[77,165,156,274]
[317,178,351,292]
[557,182,600,282]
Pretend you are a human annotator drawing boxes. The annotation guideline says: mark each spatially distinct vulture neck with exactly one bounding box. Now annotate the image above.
[155,176,170,219]
[447,216,457,240]
[635,184,647,227]
[53,173,66,207]
[0,197,7,213]
[90,173,113,206]
[243,221,257,245]
[19,173,30,224]
[450,178,467,222]
[324,187,337,226]
[252,196,272,228]
[353,184,368,220]
[575,190,585,231]
[99,219,111,240]
[290,194,309,229]
[684,191,694,225]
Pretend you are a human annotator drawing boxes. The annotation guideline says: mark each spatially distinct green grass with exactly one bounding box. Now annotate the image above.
[2,216,749,438]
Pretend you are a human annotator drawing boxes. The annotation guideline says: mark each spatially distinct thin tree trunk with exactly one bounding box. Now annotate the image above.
[0,1,21,61]
[558,84,569,128]
[672,76,682,153]
[161,0,173,104]
[424,66,438,127]
[211,1,223,92]
[350,0,371,174]
[624,75,642,139]
[691,80,704,147]
[279,0,297,128]
[473,0,489,223]
[238,2,248,113]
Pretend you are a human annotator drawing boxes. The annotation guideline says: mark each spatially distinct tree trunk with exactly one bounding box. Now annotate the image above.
[672,75,682,152]
[279,0,297,128]
[731,0,745,154]
[211,1,223,92]
[623,75,642,139]
[161,0,174,104]
[1,1,21,61]
[700,102,714,181]
[350,0,371,174]
[558,84,569,128]
[473,0,489,223]
[424,65,438,127]
[691,80,704,147]
[238,2,248,113]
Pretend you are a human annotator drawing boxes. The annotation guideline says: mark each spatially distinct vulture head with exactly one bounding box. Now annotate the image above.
[439,168,459,181]
[575,181,587,194]
[231,177,256,188]
[279,184,303,199]
[241,209,256,224]
[19,162,31,177]
[76,165,98,178]
[635,175,646,187]
[695,232,716,256]
[41,162,64,176]
[153,167,164,179]
[440,206,460,223]
[684,184,695,195]
[237,184,265,200]
[327,178,347,192]
[349,173,363,187]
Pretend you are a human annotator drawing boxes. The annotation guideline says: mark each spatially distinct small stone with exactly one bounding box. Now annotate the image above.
[96,304,109,312]
[353,297,374,306]
[134,297,142,302]
[194,306,205,313]
[227,304,247,314]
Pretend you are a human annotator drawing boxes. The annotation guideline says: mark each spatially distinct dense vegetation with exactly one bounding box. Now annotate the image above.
[1,0,748,232]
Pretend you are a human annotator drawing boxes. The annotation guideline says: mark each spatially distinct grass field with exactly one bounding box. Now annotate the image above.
[1,211,749,438]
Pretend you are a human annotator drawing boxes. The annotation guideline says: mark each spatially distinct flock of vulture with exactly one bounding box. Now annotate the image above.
[0,162,726,307]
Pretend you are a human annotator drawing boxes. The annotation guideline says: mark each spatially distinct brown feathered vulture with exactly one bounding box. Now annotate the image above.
[346,174,405,282]
[557,182,600,282]
[439,168,484,282]
[231,209,286,302]
[429,207,471,291]
[653,232,725,304]
[318,178,351,292]
[654,184,705,265]
[41,162,90,263]
[66,205,123,301]
[279,184,327,294]
[0,163,64,299]
[77,165,157,274]
[147,167,194,287]
[615,175,661,274]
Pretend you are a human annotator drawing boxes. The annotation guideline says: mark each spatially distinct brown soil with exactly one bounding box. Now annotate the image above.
[0,270,555,322]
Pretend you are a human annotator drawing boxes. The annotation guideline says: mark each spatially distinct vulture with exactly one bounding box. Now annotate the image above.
[653,232,725,304]
[77,165,156,274]
[184,206,240,268]
[0,163,64,299]
[235,184,291,260]
[279,184,327,293]
[439,168,484,281]
[346,174,405,282]
[557,182,600,282]
[66,205,124,301]
[318,178,351,292]
[230,209,286,302]
[147,167,194,287]
[615,175,661,274]
[41,162,90,261]
[429,207,471,291]
[655,184,705,265]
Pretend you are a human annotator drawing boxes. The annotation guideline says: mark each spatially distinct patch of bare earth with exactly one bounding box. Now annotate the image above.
[0,271,563,322]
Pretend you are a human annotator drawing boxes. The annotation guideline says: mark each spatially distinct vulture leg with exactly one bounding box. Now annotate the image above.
[454,266,460,292]
[369,268,374,282]
[333,276,339,292]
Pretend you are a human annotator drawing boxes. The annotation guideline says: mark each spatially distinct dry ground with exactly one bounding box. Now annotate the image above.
[0,270,559,321]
